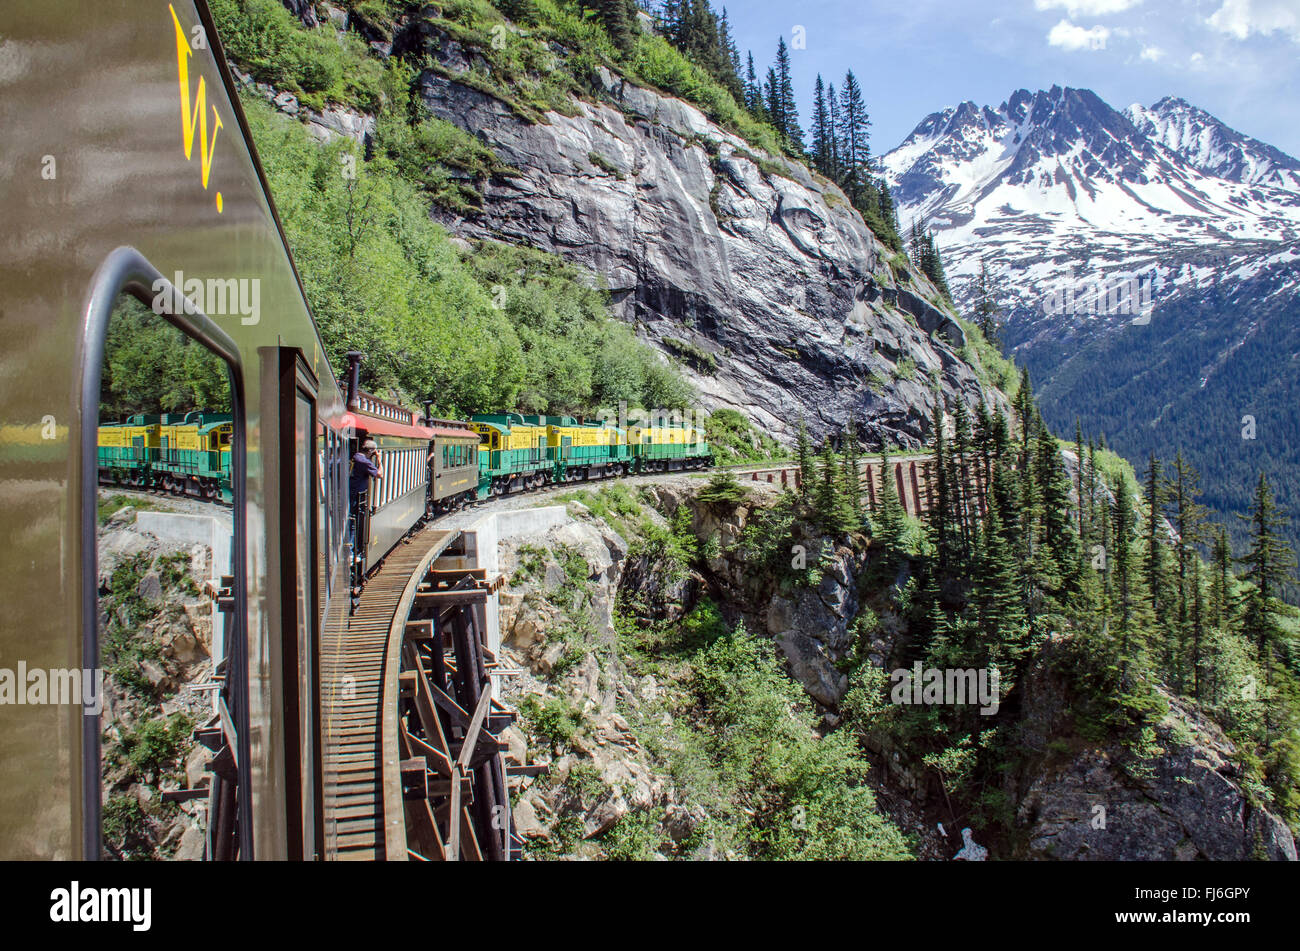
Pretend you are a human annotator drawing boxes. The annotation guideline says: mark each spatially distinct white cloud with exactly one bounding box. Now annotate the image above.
[1189,51,1207,69]
[1047,18,1111,50]
[1140,45,1165,61]
[1208,0,1300,41]
[1034,0,1142,15]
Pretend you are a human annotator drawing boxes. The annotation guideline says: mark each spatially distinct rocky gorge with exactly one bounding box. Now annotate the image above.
[489,477,1296,861]
[96,495,222,860]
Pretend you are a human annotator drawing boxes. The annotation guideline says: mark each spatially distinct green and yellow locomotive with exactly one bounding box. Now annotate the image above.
[97,411,233,499]
[469,411,710,498]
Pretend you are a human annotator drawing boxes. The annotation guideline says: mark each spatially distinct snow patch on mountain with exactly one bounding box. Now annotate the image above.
[881,86,1300,326]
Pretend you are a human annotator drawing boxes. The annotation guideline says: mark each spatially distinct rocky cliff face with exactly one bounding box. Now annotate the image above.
[494,503,693,857]
[1013,639,1297,861]
[412,45,993,446]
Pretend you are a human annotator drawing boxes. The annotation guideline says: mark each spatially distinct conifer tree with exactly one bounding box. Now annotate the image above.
[927,399,953,571]
[908,219,923,269]
[1237,472,1298,658]
[873,443,906,555]
[1209,524,1234,629]
[973,490,1026,661]
[1112,474,1150,678]
[837,70,871,204]
[880,181,901,239]
[1034,424,1078,595]
[1143,453,1170,623]
[811,75,832,176]
[815,440,854,535]
[744,51,764,119]
[951,402,974,567]
[1074,420,1087,544]
[919,230,952,300]
[826,81,841,180]
[1190,558,1207,698]
[588,0,635,54]
[795,416,814,500]
[773,37,803,151]
[974,401,994,509]
[842,417,863,522]
[717,8,742,97]
[1167,452,1208,631]
[972,257,999,347]
[764,66,782,134]
[1013,369,1038,567]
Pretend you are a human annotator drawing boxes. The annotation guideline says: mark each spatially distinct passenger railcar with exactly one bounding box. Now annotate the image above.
[0,0,368,860]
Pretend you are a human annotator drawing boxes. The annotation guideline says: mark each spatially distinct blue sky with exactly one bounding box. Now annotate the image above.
[724,0,1300,157]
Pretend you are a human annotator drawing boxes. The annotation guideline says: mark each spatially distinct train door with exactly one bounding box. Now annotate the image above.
[263,347,324,860]
[86,255,247,861]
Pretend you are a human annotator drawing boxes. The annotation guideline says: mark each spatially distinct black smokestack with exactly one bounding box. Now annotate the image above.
[345,351,363,409]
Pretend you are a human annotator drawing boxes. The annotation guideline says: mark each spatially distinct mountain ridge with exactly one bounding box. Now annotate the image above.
[882,84,1300,567]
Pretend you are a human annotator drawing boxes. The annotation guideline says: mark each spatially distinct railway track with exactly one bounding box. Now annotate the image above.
[319,528,459,860]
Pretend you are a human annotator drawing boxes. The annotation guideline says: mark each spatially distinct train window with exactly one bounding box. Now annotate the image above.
[317,423,330,605]
[90,275,244,861]
[294,389,318,857]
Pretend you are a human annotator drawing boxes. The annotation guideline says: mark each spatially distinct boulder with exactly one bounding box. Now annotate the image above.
[173,823,206,861]
[775,630,848,707]
[136,572,163,601]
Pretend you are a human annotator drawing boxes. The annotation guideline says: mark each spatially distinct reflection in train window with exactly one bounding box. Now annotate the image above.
[294,389,318,857]
[96,292,235,859]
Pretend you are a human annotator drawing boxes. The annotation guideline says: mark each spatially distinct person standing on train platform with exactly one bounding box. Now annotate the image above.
[348,438,383,552]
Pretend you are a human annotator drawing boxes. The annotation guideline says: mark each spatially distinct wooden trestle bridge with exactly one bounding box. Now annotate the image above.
[319,527,517,861]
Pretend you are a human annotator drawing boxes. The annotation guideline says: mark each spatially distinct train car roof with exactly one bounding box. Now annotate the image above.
[343,413,434,440]
[428,425,478,440]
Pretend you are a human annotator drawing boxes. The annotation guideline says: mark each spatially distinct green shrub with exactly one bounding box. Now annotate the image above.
[239,94,692,416]
[118,713,195,782]
[684,627,913,860]
[696,472,748,508]
[661,336,718,374]
[209,0,386,112]
[519,694,584,752]
[704,409,786,466]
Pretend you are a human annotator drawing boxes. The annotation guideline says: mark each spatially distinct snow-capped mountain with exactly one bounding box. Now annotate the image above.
[882,85,1300,316]
[881,86,1300,559]
[1126,97,1300,191]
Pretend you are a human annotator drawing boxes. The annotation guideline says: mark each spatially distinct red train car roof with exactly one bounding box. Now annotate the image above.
[341,412,432,439]
[341,412,477,440]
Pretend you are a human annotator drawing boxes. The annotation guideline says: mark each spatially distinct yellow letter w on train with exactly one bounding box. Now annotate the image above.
[169,4,222,194]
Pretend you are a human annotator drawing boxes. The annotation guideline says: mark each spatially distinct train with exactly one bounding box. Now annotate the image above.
[97,411,234,500]
[0,0,710,861]
[99,356,712,520]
